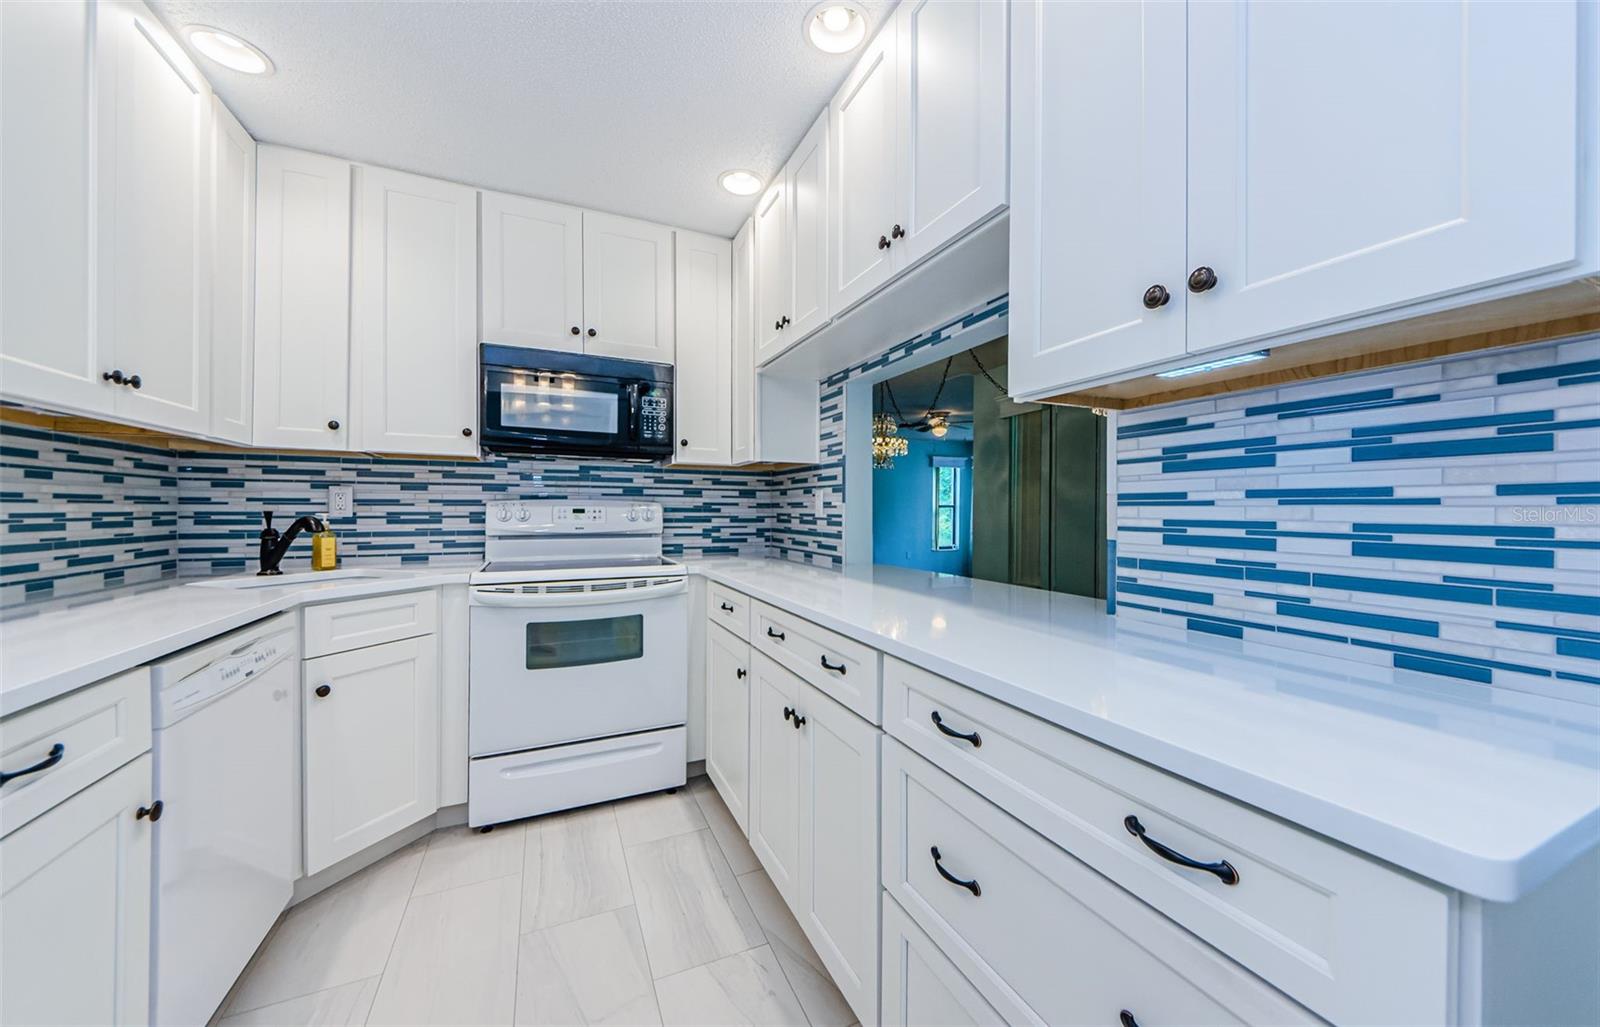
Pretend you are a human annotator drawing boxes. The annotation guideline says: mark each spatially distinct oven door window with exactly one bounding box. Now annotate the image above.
[486,369,623,439]
[525,615,643,670]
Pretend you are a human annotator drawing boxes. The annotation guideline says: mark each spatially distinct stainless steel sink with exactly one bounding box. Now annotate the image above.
[188,570,383,589]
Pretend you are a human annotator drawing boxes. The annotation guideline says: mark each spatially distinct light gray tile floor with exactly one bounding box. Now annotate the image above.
[220,778,858,1027]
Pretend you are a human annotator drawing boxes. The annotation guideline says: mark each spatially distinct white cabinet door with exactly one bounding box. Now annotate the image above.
[895,0,1008,268]
[0,754,152,1027]
[253,146,352,450]
[748,652,803,904]
[303,635,440,874]
[209,98,255,444]
[98,0,211,434]
[788,108,831,342]
[353,166,478,457]
[673,230,732,465]
[705,623,752,833]
[730,219,758,465]
[581,212,675,362]
[1186,0,1581,354]
[753,176,791,363]
[829,26,900,314]
[797,682,881,1027]
[480,190,584,353]
[0,0,108,416]
[1006,0,1187,397]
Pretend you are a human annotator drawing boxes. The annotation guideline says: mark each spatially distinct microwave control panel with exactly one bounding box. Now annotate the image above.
[639,386,670,443]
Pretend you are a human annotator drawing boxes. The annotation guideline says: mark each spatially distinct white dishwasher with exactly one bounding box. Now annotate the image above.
[149,613,298,1027]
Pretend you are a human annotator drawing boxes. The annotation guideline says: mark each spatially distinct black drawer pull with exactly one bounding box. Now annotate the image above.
[719,602,735,612]
[1119,1011,1139,1027]
[819,655,846,674]
[766,627,785,641]
[930,710,981,747]
[1123,815,1239,885]
[1,742,65,785]
[930,846,980,896]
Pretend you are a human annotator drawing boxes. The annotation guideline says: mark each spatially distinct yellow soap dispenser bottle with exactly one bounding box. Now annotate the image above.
[311,525,338,571]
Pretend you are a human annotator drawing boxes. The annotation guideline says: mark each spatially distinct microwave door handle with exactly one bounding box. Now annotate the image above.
[627,383,641,442]
[471,580,688,607]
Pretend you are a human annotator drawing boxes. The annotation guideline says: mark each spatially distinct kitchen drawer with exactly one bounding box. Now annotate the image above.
[882,740,1322,1027]
[883,658,1450,1027]
[752,600,881,724]
[881,891,1003,1027]
[303,589,439,658]
[1,668,152,837]
[706,582,751,640]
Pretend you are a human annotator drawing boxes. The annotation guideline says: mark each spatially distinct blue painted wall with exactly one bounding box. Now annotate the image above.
[872,437,973,575]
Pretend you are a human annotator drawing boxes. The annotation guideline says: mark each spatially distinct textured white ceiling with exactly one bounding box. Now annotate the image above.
[149,0,896,237]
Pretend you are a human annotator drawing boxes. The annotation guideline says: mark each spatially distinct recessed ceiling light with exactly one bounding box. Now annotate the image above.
[804,1,868,54]
[184,26,274,75]
[719,170,763,196]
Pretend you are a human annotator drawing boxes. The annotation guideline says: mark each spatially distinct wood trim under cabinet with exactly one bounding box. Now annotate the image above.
[1043,278,1600,410]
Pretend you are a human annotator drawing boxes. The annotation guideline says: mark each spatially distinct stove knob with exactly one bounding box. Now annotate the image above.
[644,508,656,522]
[514,506,530,522]
[627,509,639,522]
[495,506,511,522]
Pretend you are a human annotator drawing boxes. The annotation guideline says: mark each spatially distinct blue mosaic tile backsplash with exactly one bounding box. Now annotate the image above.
[1113,333,1600,700]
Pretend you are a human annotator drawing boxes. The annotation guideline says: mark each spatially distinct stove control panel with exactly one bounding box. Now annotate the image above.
[485,500,662,535]
[554,507,607,525]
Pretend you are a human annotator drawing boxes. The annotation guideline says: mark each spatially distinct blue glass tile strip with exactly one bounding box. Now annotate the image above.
[1112,332,1600,698]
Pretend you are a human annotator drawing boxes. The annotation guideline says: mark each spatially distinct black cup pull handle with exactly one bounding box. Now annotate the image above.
[930,710,981,748]
[819,655,846,674]
[1124,815,1239,885]
[930,846,980,896]
[0,742,66,785]
[1120,1011,1139,1027]
[766,627,785,641]
[719,602,735,612]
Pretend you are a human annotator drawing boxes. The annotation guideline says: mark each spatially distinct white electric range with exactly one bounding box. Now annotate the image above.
[467,500,687,827]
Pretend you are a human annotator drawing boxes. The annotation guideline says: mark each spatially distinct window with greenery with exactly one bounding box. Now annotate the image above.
[933,464,960,550]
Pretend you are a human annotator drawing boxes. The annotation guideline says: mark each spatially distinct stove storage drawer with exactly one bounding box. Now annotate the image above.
[882,739,1323,1027]
[752,599,881,724]
[882,656,1451,1026]
[303,589,439,659]
[706,582,752,641]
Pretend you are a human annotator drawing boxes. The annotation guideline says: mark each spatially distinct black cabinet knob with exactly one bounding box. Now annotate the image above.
[878,235,890,250]
[570,326,580,335]
[1142,284,1170,309]
[679,438,688,447]
[791,712,806,729]
[1120,1012,1139,1027]
[314,684,332,698]
[103,369,125,384]
[126,374,141,390]
[736,668,747,679]
[462,428,473,437]
[327,419,340,430]
[136,800,164,822]
[587,328,597,337]
[780,315,791,327]
[891,224,905,240]
[783,705,795,722]
[1187,266,1218,293]
[774,319,782,331]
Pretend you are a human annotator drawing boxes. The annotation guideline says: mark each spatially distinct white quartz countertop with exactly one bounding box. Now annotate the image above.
[5,556,1597,900]
[688,558,1600,902]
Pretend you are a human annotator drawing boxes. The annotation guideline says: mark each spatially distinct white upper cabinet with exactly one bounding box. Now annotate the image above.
[353,166,479,457]
[97,0,212,435]
[1008,0,1188,392]
[209,99,256,444]
[895,0,1008,267]
[480,191,585,353]
[754,176,792,363]
[788,109,831,342]
[581,212,675,363]
[731,220,758,465]
[0,0,104,415]
[253,147,353,451]
[1184,0,1581,354]
[829,26,900,314]
[673,231,732,465]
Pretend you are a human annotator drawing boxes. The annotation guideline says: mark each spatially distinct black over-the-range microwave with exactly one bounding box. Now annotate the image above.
[479,345,674,460]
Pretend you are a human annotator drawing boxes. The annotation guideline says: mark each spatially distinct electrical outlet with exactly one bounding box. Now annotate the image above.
[327,486,354,520]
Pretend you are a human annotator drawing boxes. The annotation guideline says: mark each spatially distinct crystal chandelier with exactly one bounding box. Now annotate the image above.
[872,382,908,469]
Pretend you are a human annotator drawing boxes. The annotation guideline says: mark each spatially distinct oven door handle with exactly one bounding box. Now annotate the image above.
[470,579,687,607]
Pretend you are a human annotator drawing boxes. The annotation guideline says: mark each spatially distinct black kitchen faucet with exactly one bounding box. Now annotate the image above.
[257,511,329,575]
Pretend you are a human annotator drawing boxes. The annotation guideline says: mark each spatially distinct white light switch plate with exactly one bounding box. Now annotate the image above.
[327,486,354,520]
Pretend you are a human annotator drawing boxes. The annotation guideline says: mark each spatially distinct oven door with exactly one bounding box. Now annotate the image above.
[468,578,688,755]
[481,366,631,454]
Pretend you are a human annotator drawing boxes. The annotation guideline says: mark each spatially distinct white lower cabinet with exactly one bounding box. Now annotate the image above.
[0,754,153,1027]
[881,892,1002,1027]
[881,739,1319,1027]
[302,635,440,873]
[748,651,804,903]
[705,622,751,832]
[797,680,881,1027]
